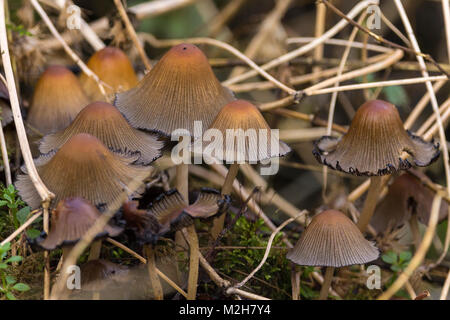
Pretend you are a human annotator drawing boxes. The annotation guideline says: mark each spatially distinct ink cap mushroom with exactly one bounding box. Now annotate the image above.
[313,99,440,232]
[79,47,138,102]
[16,133,152,209]
[287,209,379,299]
[39,101,163,165]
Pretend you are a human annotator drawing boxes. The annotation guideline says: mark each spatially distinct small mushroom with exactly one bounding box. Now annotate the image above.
[39,101,163,165]
[114,43,234,135]
[313,100,440,232]
[287,209,379,299]
[35,197,122,256]
[27,65,89,135]
[79,47,138,101]
[15,133,151,209]
[196,99,291,237]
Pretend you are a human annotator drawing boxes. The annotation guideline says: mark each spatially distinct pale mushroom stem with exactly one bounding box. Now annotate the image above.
[88,240,102,261]
[319,267,335,300]
[176,163,199,300]
[409,215,421,250]
[144,245,164,300]
[357,176,384,232]
[211,163,239,239]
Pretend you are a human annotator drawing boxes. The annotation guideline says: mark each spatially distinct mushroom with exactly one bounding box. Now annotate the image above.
[15,133,152,209]
[313,100,440,232]
[195,99,291,237]
[27,65,89,136]
[114,43,234,135]
[79,47,138,102]
[39,101,163,165]
[371,171,448,248]
[35,197,122,258]
[287,209,379,300]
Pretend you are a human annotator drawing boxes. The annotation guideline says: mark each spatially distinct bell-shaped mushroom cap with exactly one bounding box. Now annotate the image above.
[15,133,151,209]
[80,47,138,101]
[39,101,163,165]
[114,43,234,135]
[27,65,89,135]
[199,99,291,163]
[313,100,440,176]
[36,197,123,250]
[287,210,379,267]
[371,172,448,232]
[80,259,129,292]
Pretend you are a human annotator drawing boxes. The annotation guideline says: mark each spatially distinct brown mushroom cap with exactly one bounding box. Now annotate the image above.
[39,101,163,165]
[36,197,123,250]
[15,133,151,209]
[313,100,440,176]
[198,99,291,163]
[27,65,89,135]
[287,210,379,267]
[80,47,138,101]
[371,171,448,232]
[114,43,234,135]
[123,188,230,242]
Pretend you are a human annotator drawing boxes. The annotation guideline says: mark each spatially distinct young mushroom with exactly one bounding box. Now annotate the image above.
[313,100,440,232]
[196,99,291,237]
[79,47,138,101]
[39,101,163,165]
[27,65,89,136]
[287,209,379,300]
[15,133,152,209]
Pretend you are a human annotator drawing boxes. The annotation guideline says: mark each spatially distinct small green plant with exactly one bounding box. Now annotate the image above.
[0,242,30,300]
[382,250,412,298]
[6,23,32,37]
[0,184,40,239]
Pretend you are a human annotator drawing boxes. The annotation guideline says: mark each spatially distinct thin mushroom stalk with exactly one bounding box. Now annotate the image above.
[211,162,239,239]
[319,267,335,300]
[357,176,384,232]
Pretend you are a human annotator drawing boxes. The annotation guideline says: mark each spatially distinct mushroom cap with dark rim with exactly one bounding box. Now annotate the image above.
[114,43,235,136]
[123,188,230,243]
[80,47,138,101]
[36,197,123,250]
[371,171,448,232]
[15,133,151,209]
[28,65,89,135]
[313,100,440,176]
[287,210,379,267]
[39,101,163,165]
[196,99,291,163]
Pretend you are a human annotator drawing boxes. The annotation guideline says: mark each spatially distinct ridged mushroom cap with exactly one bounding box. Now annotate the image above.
[15,133,152,209]
[371,171,448,232]
[36,197,123,250]
[80,47,138,101]
[313,100,440,176]
[287,210,379,267]
[197,99,291,163]
[28,65,89,135]
[114,43,235,135]
[39,101,163,165]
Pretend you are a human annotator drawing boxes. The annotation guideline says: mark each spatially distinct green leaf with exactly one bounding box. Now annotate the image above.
[391,265,402,272]
[0,242,11,253]
[382,251,397,264]
[12,283,30,292]
[26,229,41,239]
[6,291,16,300]
[5,275,16,285]
[0,200,8,207]
[0,263,8,269]
[5,256,22,263]
[399,251,412,262]
[7,184,15,193]
[3,193,12,203]
[16,207,31,225]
